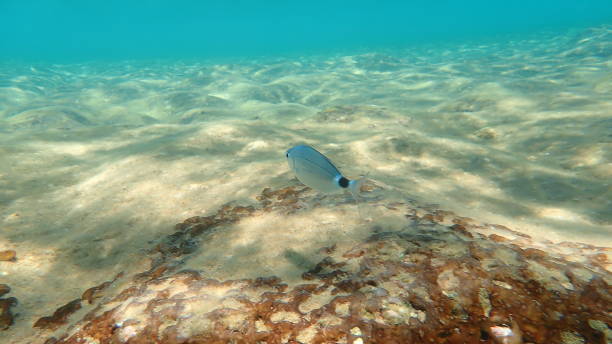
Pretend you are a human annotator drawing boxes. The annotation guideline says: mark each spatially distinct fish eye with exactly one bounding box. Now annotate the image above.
[286,152,289,158]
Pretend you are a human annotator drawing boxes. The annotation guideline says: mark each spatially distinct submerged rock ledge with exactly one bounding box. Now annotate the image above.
[36,186,610,344]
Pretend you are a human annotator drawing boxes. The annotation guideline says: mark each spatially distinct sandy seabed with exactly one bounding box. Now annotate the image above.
[0,25,610,343]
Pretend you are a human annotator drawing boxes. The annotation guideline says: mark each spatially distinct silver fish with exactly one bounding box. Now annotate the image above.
[286,144,362,198]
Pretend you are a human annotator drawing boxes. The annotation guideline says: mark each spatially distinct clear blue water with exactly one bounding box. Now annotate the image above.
[1,0,612,62]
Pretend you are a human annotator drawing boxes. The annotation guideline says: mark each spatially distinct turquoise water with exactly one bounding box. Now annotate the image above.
[1,1,612,62]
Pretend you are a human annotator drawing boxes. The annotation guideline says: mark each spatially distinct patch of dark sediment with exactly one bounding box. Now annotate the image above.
[26,184,611,344]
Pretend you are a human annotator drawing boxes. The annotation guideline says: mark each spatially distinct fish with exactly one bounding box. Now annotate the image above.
[286,144,362,199]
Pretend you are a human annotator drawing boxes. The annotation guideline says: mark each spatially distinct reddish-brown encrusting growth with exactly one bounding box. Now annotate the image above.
[33,186,610,343]
[34,299,82,330]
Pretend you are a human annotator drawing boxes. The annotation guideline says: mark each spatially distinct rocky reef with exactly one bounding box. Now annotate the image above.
[31,185,610,344]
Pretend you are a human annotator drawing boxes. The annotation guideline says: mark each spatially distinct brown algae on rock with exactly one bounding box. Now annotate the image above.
[23,185,610,344]
[0,250,17,262]
[0,296,17,331]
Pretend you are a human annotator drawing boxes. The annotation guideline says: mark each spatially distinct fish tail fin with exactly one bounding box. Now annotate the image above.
[348,178,363,201]
[348,178,369,221]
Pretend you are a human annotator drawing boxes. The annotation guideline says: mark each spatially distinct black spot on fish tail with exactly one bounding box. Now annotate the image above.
[338,177,349,188]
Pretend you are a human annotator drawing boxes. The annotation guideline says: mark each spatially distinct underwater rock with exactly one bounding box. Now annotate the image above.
[34,299,82,330]
[35,185,611,344]
[0,282,16,331]
[0,296,17,331]
[0,284,10,297]
[256,185,309,212]
[81,272,123,305]
[0,250,16,262]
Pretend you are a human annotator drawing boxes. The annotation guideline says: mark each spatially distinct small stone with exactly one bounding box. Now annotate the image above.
[0,250,16,262]
[350,327,362,336]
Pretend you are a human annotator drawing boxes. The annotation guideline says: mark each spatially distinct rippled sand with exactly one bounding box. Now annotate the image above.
[0,25,610,343]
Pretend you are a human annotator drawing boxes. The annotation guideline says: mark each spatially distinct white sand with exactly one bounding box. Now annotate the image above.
[0,25,610,343]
